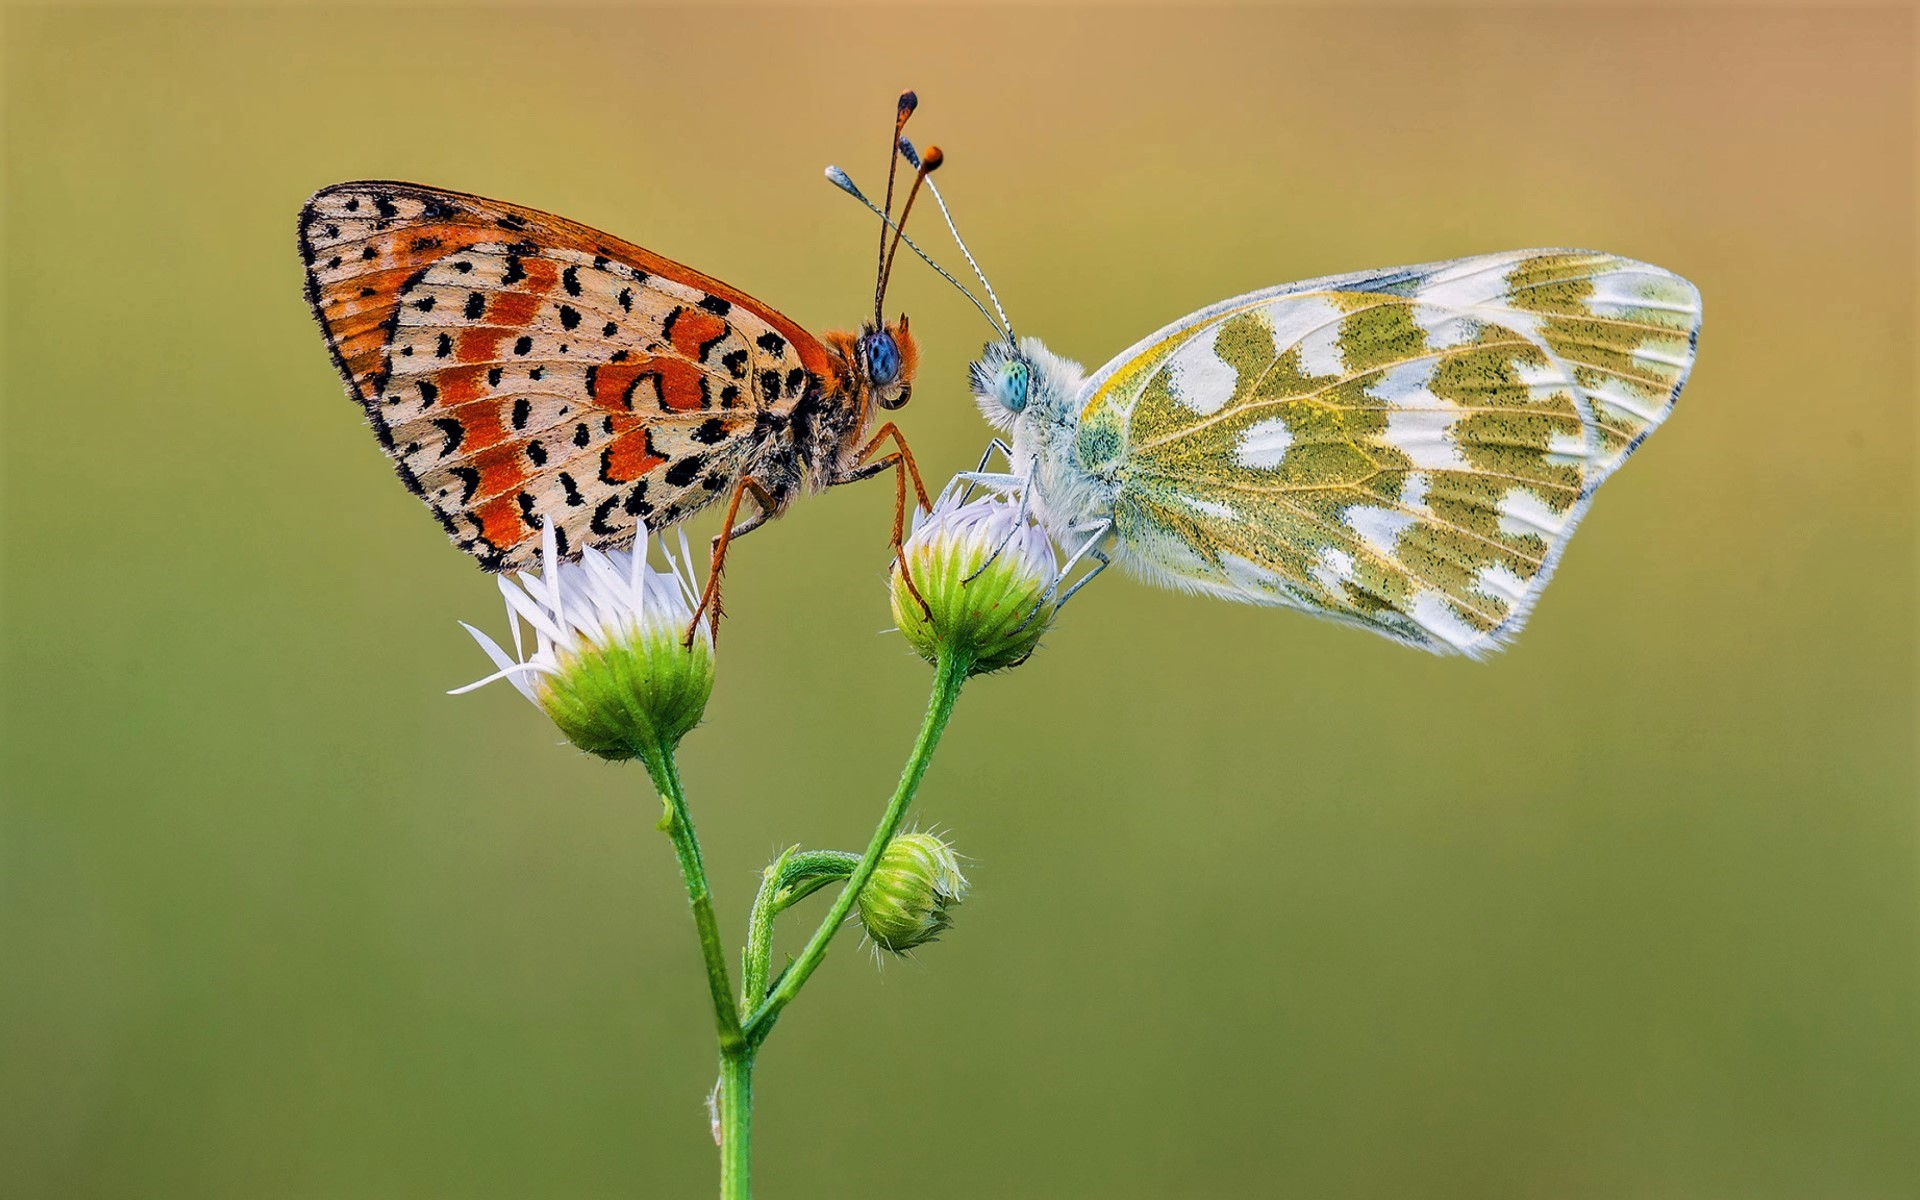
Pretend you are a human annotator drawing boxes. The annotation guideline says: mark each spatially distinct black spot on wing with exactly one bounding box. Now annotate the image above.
[664,454,707,488]
[590,496,621,535]
[431,418,465,458]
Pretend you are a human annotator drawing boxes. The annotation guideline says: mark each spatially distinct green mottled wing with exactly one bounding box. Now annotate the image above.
[1076,250,1700,656]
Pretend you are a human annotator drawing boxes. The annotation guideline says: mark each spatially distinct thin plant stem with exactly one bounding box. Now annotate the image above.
[642,748,744,1052]
[741,850,860,1018]
[745,648,969,1044]
[718,1047,753,1200]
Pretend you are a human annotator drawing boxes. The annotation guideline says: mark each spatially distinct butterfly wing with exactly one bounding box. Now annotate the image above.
[300,181,838,570]
[1075,250,1701,656]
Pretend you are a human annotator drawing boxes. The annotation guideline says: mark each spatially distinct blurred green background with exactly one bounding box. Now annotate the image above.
[3,5,1913,1198]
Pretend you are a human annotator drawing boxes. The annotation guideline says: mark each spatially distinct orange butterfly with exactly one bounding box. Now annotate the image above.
[299,94,938,637]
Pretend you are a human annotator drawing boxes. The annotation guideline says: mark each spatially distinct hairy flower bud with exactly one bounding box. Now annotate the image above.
[857,832,968,954]
[453,524,714,760]
[891,489,1058,675]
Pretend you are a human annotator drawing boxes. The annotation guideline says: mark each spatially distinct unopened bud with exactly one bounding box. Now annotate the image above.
[857,832,968,954]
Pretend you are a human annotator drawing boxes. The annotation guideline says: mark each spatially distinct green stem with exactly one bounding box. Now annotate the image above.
[741,850,861,1018]
[642,748,744,1052]
[718,1047,753,1200]
[745,649,969,1044]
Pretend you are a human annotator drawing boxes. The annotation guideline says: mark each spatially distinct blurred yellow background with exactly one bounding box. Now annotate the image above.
[3,5,1913,1198]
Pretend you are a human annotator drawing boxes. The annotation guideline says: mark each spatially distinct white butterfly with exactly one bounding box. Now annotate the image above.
[831,147,1701,657]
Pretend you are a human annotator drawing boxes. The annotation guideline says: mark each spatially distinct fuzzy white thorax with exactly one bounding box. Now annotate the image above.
[966,337,1116,550]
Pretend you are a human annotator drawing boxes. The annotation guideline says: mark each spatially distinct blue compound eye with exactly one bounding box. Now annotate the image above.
[999,359,1031,411]
[864,332,901,386]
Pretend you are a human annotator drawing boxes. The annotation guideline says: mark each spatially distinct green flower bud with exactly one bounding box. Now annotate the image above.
[857,832,968,954]
[454,525,714,760]
[891,491,1059,675]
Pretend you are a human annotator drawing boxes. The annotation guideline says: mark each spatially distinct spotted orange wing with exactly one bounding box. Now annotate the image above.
[299,181,842,570]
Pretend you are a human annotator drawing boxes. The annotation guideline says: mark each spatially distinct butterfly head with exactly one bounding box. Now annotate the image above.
[968,337,1079,431]
[859,314,919,410]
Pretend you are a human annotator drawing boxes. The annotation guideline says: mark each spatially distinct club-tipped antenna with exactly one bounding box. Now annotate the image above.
[873,90,917,326]
[879,143,941,315]
[898,137,1014,342]
[826,165,1009,339]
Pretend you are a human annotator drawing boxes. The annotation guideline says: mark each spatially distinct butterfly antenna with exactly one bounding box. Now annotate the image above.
[874,90,917,327]
[898,137,1015,342]
[878,143,940,315]
[826,166,1009,338]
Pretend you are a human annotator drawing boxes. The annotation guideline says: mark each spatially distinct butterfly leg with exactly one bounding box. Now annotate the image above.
[1012,519,1113,635]
[958,439,1013,502]
[1053,546,1112,611]
[835,423,933,616]
[962,476,1033,585]
[685,476,778,647]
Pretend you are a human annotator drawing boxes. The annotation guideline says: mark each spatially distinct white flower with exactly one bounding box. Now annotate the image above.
[891,485,1060,674]
[453,522,715,759]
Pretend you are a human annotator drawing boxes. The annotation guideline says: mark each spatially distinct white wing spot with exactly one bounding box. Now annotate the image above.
[1631,342,1693,370]
[1496,489,1566,538]
[1474,563,1530,603]
[1368,358,1445,409]
[1409,591,1482,652]
[1298,319,1345,378]
[1584,383,1660,423]
[1165,322,1239,415]
[1384,409,1470,470]
[1400,471,1431,511]
[1545,430,1592,466]
[1344,504,1416,557]
[1234,417,1294,469]
[1410,305,1480,349]
[1260,296,1346,378]
[1312,546,1356,593]
[1588,270,1700,320]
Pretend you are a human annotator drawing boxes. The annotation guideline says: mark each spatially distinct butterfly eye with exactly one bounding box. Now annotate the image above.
[998,359,1031,412]
[863,332,902,387]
